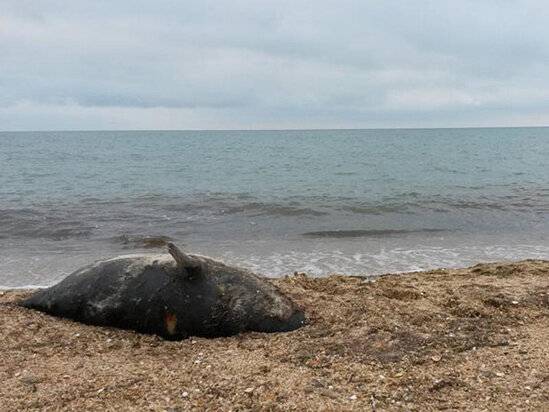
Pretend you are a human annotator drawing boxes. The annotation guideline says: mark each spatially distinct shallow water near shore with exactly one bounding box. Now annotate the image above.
[1,128,548,287]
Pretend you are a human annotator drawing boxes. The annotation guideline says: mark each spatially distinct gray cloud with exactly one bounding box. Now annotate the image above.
[1,0,549,130]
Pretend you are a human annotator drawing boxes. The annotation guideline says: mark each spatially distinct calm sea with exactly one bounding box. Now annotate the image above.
[1,128,548,287]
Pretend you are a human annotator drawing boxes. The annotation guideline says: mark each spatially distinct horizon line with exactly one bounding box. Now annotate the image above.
[2,125,549,133]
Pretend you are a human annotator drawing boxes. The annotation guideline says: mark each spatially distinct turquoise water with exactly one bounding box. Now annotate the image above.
[1,128,548,286]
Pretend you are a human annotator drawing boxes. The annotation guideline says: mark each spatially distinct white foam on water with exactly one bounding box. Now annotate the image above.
[0,284,49,290]
[1,239,547,288]
[219,243,549,277]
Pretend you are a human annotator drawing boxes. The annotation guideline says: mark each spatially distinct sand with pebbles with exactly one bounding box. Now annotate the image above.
[1,259,548,411]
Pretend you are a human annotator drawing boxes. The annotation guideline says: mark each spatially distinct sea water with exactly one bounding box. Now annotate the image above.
[0,128,547,287]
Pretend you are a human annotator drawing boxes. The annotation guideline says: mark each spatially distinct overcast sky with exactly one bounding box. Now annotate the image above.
[1,1,549,130]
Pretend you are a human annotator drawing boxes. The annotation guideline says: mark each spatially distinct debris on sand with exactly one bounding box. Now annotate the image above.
[1,259,548,410]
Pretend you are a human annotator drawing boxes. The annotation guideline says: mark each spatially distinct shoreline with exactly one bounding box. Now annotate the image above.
[1,259,548,410]
[3,252,549,290]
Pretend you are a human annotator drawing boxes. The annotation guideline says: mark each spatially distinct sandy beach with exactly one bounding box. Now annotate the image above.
[1,259,548,411]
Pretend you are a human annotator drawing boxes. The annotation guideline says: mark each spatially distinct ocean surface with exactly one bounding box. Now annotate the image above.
[1,128,548,287]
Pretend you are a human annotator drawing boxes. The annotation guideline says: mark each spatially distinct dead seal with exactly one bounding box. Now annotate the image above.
[20,243,305,339]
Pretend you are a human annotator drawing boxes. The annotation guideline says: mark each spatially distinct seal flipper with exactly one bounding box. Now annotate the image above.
[167,243,203,279]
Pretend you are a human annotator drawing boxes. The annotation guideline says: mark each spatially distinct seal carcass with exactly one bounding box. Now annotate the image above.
[20,243,305,339]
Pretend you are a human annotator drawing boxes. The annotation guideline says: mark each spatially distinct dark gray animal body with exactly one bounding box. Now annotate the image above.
[20,244,305,339]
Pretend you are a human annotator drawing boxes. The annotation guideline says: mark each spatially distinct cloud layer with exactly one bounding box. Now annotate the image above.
[2,1,549,130]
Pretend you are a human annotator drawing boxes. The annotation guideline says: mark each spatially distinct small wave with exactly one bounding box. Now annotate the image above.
[220,203,328,217]
[341,204,414,215]
[162,199,329,217]
[0,208,95,240]
[302,229,448,238]
[0,284,48,290]
[47,227,95,241]
[334,172,357,176]
[110,234,174,249]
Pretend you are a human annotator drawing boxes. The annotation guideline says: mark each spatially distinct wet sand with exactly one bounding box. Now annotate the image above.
[1,260,548,411]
